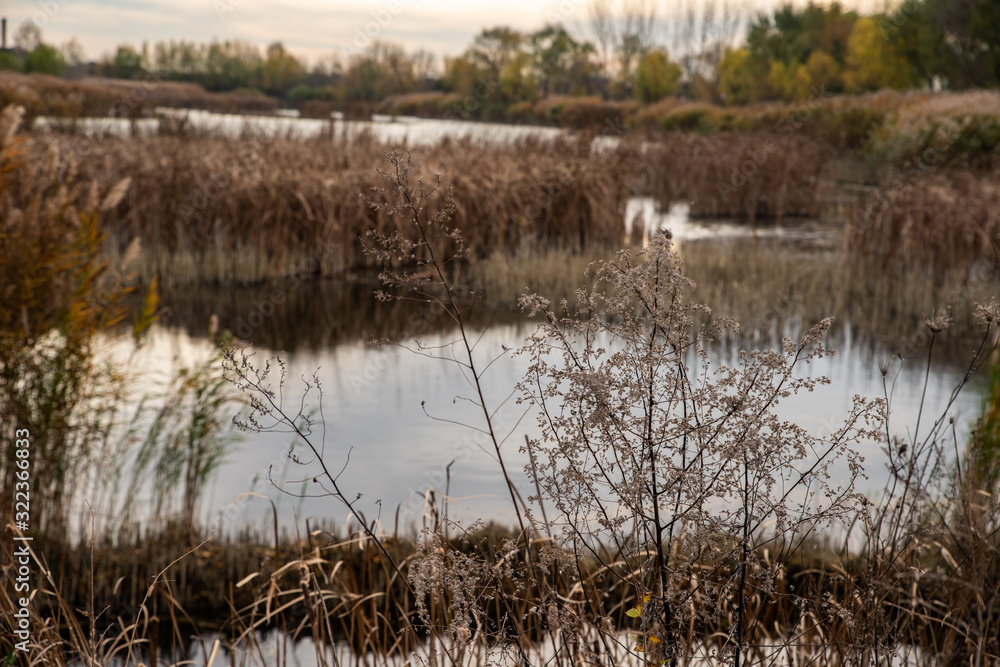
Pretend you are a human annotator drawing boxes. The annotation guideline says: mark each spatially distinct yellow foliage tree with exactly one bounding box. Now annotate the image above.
[843,17,912,92]
[634,50,682,103]
[718,47,766,105]
[805,50,841,93]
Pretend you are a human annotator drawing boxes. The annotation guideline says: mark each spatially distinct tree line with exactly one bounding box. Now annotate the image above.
[1,0,997,109]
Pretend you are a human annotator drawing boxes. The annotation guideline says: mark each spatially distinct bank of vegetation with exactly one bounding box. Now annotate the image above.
[1,138,999,665]
[2,1,997,121]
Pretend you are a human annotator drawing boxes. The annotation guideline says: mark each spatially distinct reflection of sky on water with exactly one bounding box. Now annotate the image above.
[34,111,567,145]
[625,197,842,248]
[86,292,985,540]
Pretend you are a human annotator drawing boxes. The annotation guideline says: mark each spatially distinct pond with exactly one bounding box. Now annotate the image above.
[80,197,989,540]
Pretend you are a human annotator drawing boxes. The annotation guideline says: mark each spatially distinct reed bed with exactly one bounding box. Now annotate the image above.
[3,489,998,666]
[644,132,835,220]
[14,129,633,286]
[146,237,1000,361]
[0,72,280,123]
[5,97,1000,665]
[845,170,1000,270]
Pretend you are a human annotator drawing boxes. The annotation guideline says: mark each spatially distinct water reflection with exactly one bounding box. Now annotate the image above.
[136,294,985,537]
[100,203,993,535]
[35,110,567,146]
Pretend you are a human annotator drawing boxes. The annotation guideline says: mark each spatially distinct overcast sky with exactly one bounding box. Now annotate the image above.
[2,0,885,67]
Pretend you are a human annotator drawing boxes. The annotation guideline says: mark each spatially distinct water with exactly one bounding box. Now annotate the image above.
[77,198,986,539]
[34,108,568,146]
[34,108,985,535]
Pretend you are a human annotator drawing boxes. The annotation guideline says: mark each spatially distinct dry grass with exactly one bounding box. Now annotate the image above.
[11,129,633,286]
[644,132,835,220]
[0,71,123,122]
[846,170,1000,270]
[4,504,997,665]
[0,72,279,124]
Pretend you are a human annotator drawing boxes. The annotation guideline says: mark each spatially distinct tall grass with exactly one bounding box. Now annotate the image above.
[846,170,1000,270]
[644,132,834,220]
[0,102,235,536]
[16,129,634,286]
[0,71,280,124]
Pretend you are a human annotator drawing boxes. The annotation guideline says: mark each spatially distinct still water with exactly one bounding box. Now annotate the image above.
[83,201,987,539]
[35,109,569,145]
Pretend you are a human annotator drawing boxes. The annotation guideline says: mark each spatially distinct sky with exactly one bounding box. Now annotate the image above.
[1,0,886,68]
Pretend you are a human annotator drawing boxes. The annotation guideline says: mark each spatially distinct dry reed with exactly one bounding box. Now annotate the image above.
[0,72,281,125]
[644,131,835,220]
[846,170,1000,270]
[13,130,633,286]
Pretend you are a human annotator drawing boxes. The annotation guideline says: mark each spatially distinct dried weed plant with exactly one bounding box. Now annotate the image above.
[214,150,999,667]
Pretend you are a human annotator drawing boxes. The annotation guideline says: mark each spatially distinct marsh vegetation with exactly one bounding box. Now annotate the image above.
[1,66,999,666]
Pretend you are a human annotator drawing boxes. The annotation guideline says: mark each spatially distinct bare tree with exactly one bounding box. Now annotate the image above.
[587,0,616,77]
[620,0,657,79]
[13,20,42,54]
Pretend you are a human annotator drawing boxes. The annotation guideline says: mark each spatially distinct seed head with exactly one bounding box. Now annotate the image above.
[924,312,952,334]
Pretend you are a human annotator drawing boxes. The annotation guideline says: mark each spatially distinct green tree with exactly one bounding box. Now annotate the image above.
[804,49,841,93]
[499,50,536,102]
[111,45,144,79]
[881,0,945,89]
[202,40,260,91]
[259,42,306,96]
[467,27,523,80]
[441,55,484,97]
[767,60,796,100]
[0,52,21,72]
[24,44,66,76]
[633,49,681,103]
[926,0,1000,88]
[747,2,857,68]
[340,42,419,103]
[528,24,596,97]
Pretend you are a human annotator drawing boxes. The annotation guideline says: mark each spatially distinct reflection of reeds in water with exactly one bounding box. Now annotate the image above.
[684,240,999,358]
[155,241,999,362]
[23,131,633,286]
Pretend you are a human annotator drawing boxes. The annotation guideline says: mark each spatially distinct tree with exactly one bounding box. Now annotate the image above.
[340,42,420,102]
[881,0,945,89]
[804,49,841,93]
[112,45,144,79]
[528,24,597,97]
[0,52,21,72]
[60,38,87,68]
[259,42,306,96]
[717,47,766,104]
[843,17,913,92]
[201,41,260,91]
[499,50,537,102]
[13,21,42,54]
[441,55,484,97]
[24,44,66,76]
[587,0,615,78]
[618,0,657,85]
[925,0,1000,88]
[634,49,682,103]
[467,27,523,80]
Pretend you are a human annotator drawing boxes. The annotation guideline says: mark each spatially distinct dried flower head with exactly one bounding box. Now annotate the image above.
[924,311,952,334]
[974,298,999,324]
